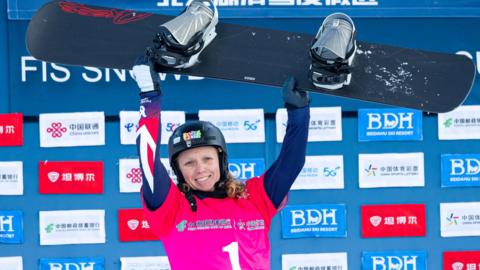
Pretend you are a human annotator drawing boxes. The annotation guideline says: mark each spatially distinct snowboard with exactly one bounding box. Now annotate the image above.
[26,1,475,113]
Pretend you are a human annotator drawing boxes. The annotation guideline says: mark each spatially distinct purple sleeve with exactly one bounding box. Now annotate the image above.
[263,105,310,208]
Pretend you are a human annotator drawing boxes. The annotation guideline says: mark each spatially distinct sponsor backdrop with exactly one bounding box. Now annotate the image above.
[1,1,480,270]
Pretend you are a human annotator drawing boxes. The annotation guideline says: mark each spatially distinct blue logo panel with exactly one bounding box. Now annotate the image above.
[39,257,105,270]
[358,108,422,142]
[281,204,346,239]
[228,158,265,181]
[441,154,480,187]
[0,210,23,244]
[362,251,427,270]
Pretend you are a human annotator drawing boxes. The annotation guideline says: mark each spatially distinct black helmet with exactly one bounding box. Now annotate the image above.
[168,120,228,185]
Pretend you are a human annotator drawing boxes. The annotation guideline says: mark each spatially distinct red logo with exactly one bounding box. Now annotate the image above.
[127,168,142,183]
[0,113,23,146]
[59,1,152,25]
[39,161,104,194]
[444,251,480,270]
[361,204,426,238]
[46,122,67,138]
[118,209,160,242]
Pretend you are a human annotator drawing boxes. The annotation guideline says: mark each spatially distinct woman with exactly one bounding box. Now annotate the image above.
[133,55,310,269]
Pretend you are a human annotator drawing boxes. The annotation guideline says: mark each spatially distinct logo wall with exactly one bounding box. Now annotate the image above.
[0,210,23,244]
[443,250,480,270]
[0,113,23,146]
[362,250,427,270]
[118,209,159,242]
[120,256,170,270]
[281,204,347,238]
[361,204,426,238]
[199,109,265,143]
[440,202,480,237]
[358,108,422,141]
[39,161,103,194]
[276,107,342,142]
[0,257,22,270]
[39,112,105,147]
[119,110,185,145]
[39,257,105,270]
[438,105,480,140]
[358,152,424,188]
[291,155,344,190]
[119,158,176,193]
[441,154,480,187]
[282,252,348,270]
[39,210,106,245]
[0,161,23,195]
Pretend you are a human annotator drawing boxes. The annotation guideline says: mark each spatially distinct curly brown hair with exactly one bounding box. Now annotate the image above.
[224,172,248,198]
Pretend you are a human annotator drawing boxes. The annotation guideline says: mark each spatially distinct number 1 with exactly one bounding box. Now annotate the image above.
[222,241,241,270]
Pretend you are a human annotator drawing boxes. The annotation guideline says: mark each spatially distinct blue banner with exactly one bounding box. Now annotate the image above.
[228,158,265,181]
[7,0,480,19]
[8,18,480,115]
[39,257,105,270]
[441,154,480,187]
[281,204,346,239]
[358,108,423,142]
[0,210,23,244]
[362,251,427,270]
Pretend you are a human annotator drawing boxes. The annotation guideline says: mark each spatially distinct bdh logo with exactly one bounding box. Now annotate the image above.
[48,262,96,270]
[450,158,480,176]
[290,209,337,226]
[370,256,418,270]
[229,162,256,180]
[0,215,14,232]
[367,112,414,130]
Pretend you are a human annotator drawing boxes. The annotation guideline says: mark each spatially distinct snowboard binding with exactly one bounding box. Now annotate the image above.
[148,0,218,69]
[309,13,357,90]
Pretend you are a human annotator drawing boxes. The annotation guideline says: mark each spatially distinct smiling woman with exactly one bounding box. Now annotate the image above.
[132,53,310,270]
[177,146,221,191]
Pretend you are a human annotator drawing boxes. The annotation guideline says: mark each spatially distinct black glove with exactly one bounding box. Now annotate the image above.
[282,77,310,108]
[132,54,162,94]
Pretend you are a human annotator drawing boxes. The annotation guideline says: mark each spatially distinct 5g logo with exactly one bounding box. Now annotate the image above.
[324,166,340,177]
[243,120,260,131]
[166,122,181,132]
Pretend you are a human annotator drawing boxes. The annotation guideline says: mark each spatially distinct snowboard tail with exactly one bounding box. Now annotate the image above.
[26,1,476,113]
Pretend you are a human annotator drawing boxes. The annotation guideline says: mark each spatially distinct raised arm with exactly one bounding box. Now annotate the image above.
[263,77,310,208]
[133,56,172,211]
